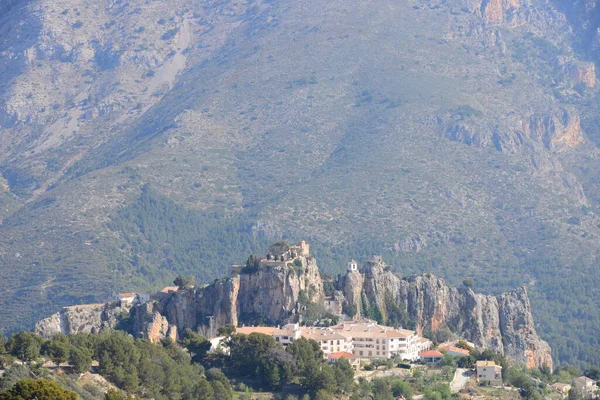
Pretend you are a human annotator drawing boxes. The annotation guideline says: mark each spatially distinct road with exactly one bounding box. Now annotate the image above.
[450,368,471,393]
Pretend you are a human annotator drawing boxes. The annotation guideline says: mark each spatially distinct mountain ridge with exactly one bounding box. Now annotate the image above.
[0,0,598,368]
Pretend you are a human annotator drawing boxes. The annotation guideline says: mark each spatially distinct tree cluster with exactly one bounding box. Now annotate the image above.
[225,334,354,397]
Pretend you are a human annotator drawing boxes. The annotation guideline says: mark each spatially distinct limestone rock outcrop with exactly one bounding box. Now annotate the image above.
[134,301,178,343]
[195,276,241,329]
[565,61,596,88]
[340,258,553,370]
[237,255,324,324]
[497,288,553,369]
[35,303,125,338]
[35,249,552,369]
[521,107,584,152]
[438,107,583,154]
[132,254,325,339]
[482,0,521,23]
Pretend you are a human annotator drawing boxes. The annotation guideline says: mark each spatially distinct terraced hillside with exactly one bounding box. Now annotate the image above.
[0,0,599,367]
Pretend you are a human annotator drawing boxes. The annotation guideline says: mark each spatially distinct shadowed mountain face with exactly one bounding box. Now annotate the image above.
[0,0,599,366]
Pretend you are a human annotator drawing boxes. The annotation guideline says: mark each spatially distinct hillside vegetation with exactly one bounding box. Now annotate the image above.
[0,0,599,369]
[1,329,597,399]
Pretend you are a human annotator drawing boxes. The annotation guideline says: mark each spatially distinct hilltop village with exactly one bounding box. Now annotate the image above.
[36,241,553,371]
[27,241,600,399]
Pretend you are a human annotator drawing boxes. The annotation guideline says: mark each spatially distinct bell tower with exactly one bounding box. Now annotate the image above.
[347,259,358,272]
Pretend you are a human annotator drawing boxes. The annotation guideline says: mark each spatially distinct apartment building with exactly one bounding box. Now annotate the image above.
[235,319,430,361]
[330,321,431,361]
[300,328,353,355]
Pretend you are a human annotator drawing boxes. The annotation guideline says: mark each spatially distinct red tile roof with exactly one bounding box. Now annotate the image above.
[119,293,136,297]
[438,345,470,356]
[420,350,444,357]
[328,351,358,359]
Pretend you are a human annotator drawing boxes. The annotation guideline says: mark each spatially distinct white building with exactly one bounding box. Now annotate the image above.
[273,323,302,345]
[300,328,353,355]
[234,319,430,361]
[136,293,151,304]
[347,259,358,272]
[330,321,430,361]
[117,293,136,305]
[573,376,597,399]
[236,326,279,336]
[209,336,229,354]
[420,350,444,364]
[236,324,303,347]
[437,344,470,358]
[476,360,503,386]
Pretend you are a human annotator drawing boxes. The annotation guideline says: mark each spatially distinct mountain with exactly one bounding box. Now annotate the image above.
[0,0,599,367]
[35,249,553,370]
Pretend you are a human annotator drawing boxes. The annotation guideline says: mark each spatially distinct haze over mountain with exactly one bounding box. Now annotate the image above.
[0,0,599,367]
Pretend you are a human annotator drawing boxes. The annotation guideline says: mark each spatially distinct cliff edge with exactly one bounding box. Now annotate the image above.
[341,258,552,369]
[34,245,551,369]
[133,244,325,340]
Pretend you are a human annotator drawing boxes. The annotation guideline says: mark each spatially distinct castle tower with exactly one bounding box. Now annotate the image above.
[347,259,358,272]
[299,240,310,256]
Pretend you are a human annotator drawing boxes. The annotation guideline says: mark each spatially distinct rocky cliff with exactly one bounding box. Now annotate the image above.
[482,0,522,24]
[438,106,585,154]
[35,303,127,338]
[34,250,552,368]
[124,252,551,369]
[339,258,552,370]
[132,253,325,341]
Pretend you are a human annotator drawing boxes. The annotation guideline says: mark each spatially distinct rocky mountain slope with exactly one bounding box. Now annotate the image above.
[340,257,553,369]
[35,252,552,369]
[0,0,598,367]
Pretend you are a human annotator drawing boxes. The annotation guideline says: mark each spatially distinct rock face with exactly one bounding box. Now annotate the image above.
[521,108,584,151]
[339,258,553,370]
[438,107,584,154]
[237,255,324,323]
[565,61,596,88]
[132,254,325,339]
[482,0,521,23]
[36,250,551,369]
[134,301,178,343]
[35,303,125,338]
[128,252,551,369]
